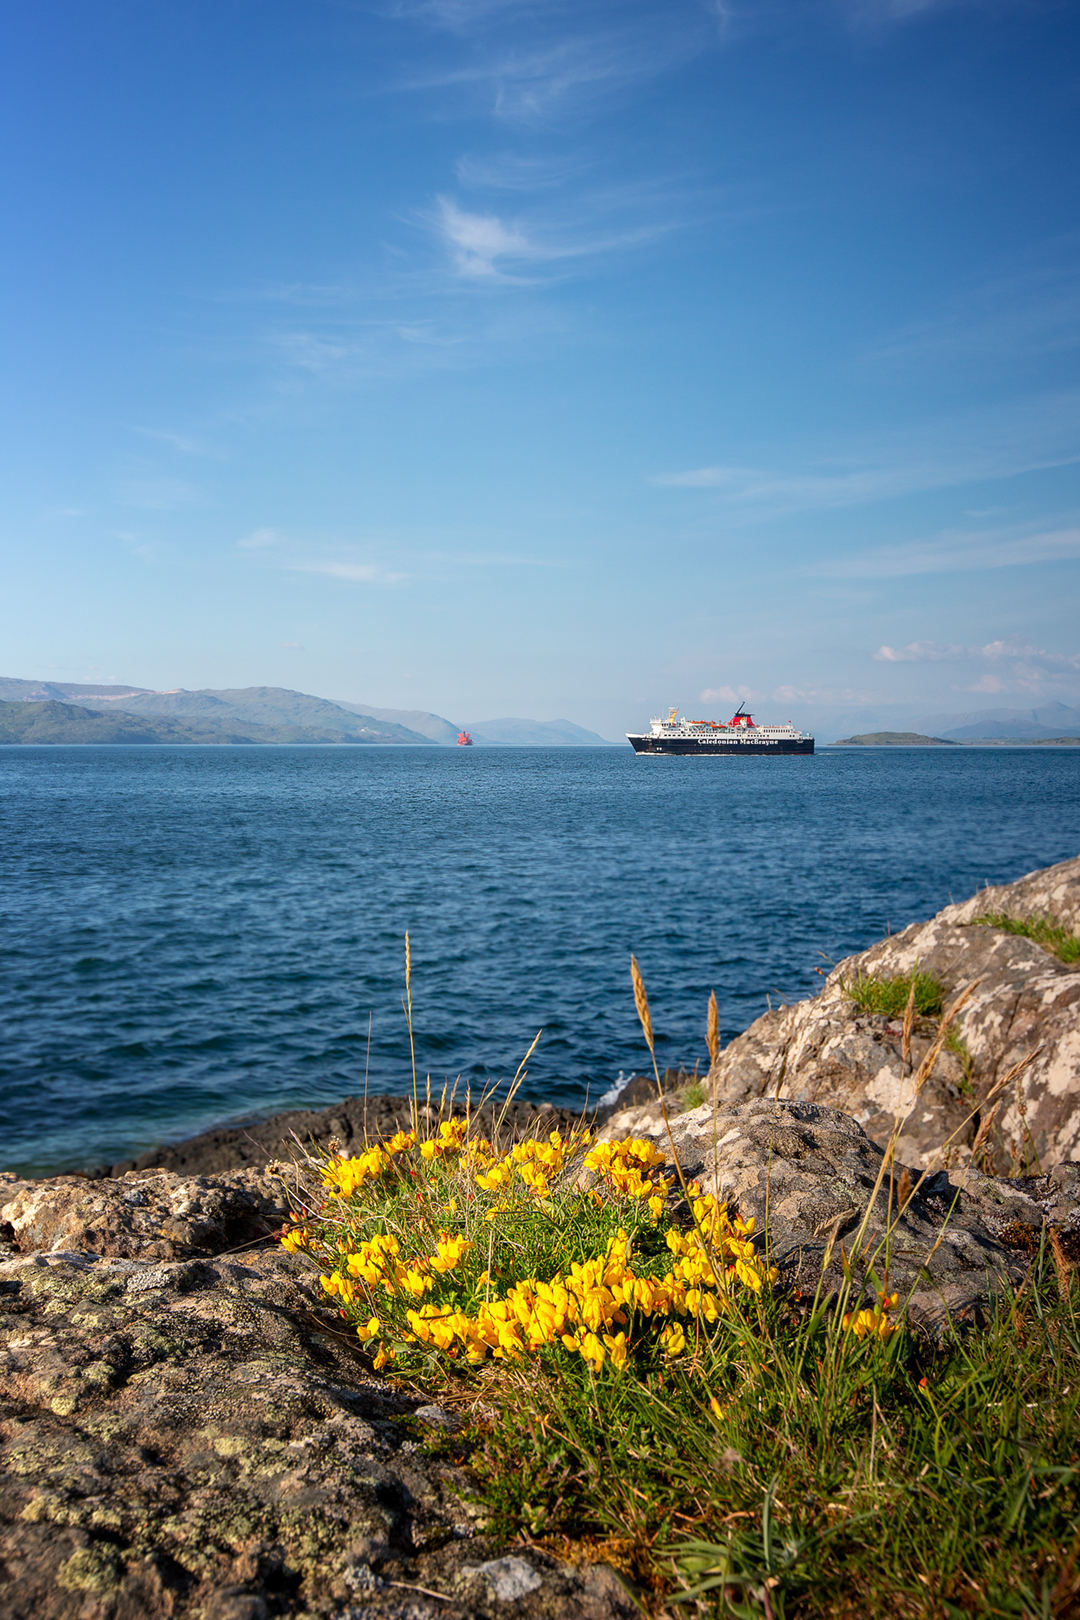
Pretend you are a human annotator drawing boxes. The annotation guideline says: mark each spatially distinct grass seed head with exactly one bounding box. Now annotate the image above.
[706,990,719,1067]
[630,954,654,1053]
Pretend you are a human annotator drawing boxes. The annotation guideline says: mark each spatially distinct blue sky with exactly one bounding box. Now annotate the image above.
[2,0,1079,738]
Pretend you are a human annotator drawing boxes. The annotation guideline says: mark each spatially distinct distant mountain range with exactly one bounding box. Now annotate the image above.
[461,716,613,747]
[0,679,615,747]
[907,702,1080,741]
[0,699,429,747]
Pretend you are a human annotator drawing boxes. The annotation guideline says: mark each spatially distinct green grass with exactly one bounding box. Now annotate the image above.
[472,1252,1080,1617]
[974,912,1080,966]
[842,970,945,1019]
[284,1108,1080,1618]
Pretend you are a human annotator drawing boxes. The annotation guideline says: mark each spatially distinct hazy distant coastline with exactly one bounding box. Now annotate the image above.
[0,678,614,747]
[831,729,1080,748]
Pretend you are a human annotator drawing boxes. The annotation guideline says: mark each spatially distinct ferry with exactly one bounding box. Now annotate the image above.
[627,705,814,756]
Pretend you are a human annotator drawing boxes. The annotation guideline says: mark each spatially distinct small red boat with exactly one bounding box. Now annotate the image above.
[456,730,473,746]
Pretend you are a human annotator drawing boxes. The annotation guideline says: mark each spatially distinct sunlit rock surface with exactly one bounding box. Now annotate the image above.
[0,1172,637,1620]
[691,854,1080,1170]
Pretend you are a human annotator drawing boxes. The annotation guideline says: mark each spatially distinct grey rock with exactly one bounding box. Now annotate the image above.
[633,1096,1080,1332]
[0,1165,290,1261]
[466,1555,544,1601]
[0,1170,638,1620]
[413,1404,459,1431]
[697,854,1080,1170]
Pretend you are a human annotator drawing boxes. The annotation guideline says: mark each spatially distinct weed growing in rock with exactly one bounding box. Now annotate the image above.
[843,969,945,1019]
[974,910,1080,964]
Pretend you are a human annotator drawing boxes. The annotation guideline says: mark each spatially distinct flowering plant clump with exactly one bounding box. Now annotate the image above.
[281,1118,779,1379]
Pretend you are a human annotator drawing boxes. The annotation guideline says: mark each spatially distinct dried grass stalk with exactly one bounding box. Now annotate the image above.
[630,954,654,1055]
[706,990,719,1067]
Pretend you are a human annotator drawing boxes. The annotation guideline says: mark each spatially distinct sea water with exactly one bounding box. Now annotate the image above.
[1,743,1078,1175]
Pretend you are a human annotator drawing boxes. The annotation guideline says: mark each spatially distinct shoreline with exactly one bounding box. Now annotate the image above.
[72,1090,625,1182]
[12,1072,672,1184]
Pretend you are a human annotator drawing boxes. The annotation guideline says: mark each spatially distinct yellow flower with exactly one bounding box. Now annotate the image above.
[734,1259,762,1293]
[430,1232,473,1274]
[321,1146,391,1196]
[660,1322,686,1358]
[356,1316,381,1343]
[321,1272,357,1306]
[420,1118,468,1161]
[475,1159,513,1192]
[372,1344,394,1371]
[842,1298,901,1342]
[402,1266,432,1298]
[603,1331,629,1370]
[577,1331,606,1372]
[584,1137,672,1203]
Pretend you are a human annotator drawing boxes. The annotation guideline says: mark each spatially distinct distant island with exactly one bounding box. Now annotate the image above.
[0,679,615,747]
[831,731,958,747]
[830,730,1080,748]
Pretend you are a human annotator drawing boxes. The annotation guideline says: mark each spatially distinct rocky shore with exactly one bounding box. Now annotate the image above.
[102,1097,590,1182]
[3,854,1079,1618]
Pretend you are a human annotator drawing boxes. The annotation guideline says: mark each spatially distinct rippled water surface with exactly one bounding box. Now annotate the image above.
[2,744,1078,1174]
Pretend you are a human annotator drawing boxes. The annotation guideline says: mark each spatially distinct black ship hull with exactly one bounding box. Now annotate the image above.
[628,736,814,755]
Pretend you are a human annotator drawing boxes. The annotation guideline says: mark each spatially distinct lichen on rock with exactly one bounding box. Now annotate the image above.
[0,1177,637,1620]
[603,854,1080,1173]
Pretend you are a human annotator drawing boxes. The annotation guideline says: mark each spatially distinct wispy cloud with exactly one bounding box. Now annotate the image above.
[770,682,877,705]
[874,639,964,662]
[838,0,1012,25]
[427,548,575,567]
[876,636,1080,671]
[290,560,408,584]
[866,250,1080,367]
[130,426,213,456]
[394,15,716,123]
[454,151,589,192]
[244,179,678,386]
[815,523,1080,579]
[116,476,203,510]
[435,196,534,278]
[237,527,285,550]
[699,683,757,704]
[236,528,406,585]
[429,191,674,281]
[651,391,1080,517]
[699,680,876,707]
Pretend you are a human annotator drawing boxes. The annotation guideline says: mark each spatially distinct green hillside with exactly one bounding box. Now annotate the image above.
[75,685,432,742]
[831,731,958,747]
[0,701,195,744]
[0,700,432,746]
